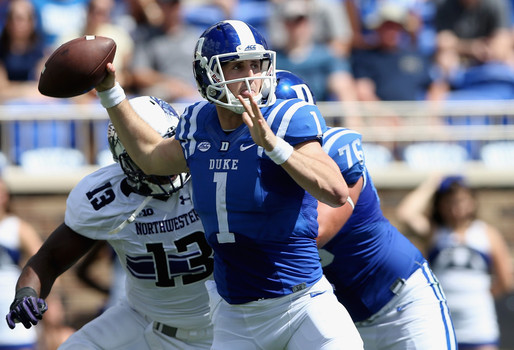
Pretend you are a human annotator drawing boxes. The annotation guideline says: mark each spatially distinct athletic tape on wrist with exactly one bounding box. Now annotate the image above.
[97,82,126,108]
[265,137,294,165]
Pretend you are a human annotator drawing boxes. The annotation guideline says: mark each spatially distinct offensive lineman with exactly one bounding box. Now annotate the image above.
[276,70,458,350]
[5,96,214,349]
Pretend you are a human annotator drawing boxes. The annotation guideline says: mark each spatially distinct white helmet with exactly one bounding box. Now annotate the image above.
[107,96,189,197]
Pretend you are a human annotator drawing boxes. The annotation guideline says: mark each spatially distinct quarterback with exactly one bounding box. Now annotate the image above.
[95,19,362,350]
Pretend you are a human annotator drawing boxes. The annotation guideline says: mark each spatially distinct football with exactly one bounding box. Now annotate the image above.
[38,35,117,98]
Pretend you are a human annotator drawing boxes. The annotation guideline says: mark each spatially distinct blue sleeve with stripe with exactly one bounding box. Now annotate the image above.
[323,127,365,185]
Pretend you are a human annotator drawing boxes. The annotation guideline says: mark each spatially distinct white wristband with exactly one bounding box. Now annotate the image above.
[265,137,294,165]
[97,82,126,108]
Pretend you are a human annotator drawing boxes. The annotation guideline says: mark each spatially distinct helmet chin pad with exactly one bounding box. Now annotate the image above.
[206,74,276,114]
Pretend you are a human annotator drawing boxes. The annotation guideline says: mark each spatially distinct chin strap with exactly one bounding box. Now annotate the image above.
[108,196,153,234]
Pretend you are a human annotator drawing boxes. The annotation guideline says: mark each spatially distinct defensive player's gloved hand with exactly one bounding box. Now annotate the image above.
[6,287,47,329]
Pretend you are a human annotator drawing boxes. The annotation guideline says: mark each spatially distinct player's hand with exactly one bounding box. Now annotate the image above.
[6,287,48,329]
[238,94,277,152]
[95,62,116,92]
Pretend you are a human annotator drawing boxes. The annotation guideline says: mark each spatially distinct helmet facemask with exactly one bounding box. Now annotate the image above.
[204,54,276,114]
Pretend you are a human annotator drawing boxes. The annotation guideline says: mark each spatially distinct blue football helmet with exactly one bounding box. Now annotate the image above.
[108,96,190,197]
[193,20,276,113]
[275,70,316,105]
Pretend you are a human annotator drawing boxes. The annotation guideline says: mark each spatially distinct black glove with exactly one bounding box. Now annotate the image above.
[6,287,48,329]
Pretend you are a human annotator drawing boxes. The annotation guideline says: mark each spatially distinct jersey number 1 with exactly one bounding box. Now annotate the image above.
[214,172,235,243]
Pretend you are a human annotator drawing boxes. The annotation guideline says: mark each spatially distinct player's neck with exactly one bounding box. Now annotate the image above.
[217,106,243,132]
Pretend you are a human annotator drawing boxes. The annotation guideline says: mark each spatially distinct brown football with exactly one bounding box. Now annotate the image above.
[38,35,117,98]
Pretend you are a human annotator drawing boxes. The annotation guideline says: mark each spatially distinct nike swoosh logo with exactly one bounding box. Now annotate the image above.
[396,301,414,312]
[240,143,256,151]
[310,291,327,298]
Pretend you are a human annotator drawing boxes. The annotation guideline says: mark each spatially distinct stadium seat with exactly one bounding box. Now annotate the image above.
[443,62,514,159]
[92,119,110,159]
[362,143,394,169]
[9,120,78,165]
[480,141,514,168]
[20,147,86,173]
[403,142,469,170]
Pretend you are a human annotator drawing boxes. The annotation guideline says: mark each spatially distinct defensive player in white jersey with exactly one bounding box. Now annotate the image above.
[276,70,458,350]
[95,20,363,350]
[5,96,214,350]
[397,175,513,350]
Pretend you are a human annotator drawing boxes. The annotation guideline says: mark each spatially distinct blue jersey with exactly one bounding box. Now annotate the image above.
[321,127,426,322]
[176,98,326,304]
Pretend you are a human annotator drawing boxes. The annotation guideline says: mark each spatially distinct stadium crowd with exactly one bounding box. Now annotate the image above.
[0,0,513,166]
[1,0,514,164]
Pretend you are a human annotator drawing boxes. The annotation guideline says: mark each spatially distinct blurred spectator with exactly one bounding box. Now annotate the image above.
[116,0,164,46]
[273,0,360,128]
[434,0,513,78]
[413,0,439,56]
[182,0,272,36]
[349,1,445,136]
[396,174,514,350]
[130,0,202,102]
[430,0,514,159]
[56,0,135,93]
[0,0,11,32]
[31,0,89,51]
[345,0,422,50]
[350,1,443,102]
[0,0,48,102]
[274,0,357,104]
[53,0,135,164]
[0,177,43,350]
[0,0,88,169]
[268,0,353,58]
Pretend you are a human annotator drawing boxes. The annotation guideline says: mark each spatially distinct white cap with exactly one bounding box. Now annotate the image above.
[366,2,409,29]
